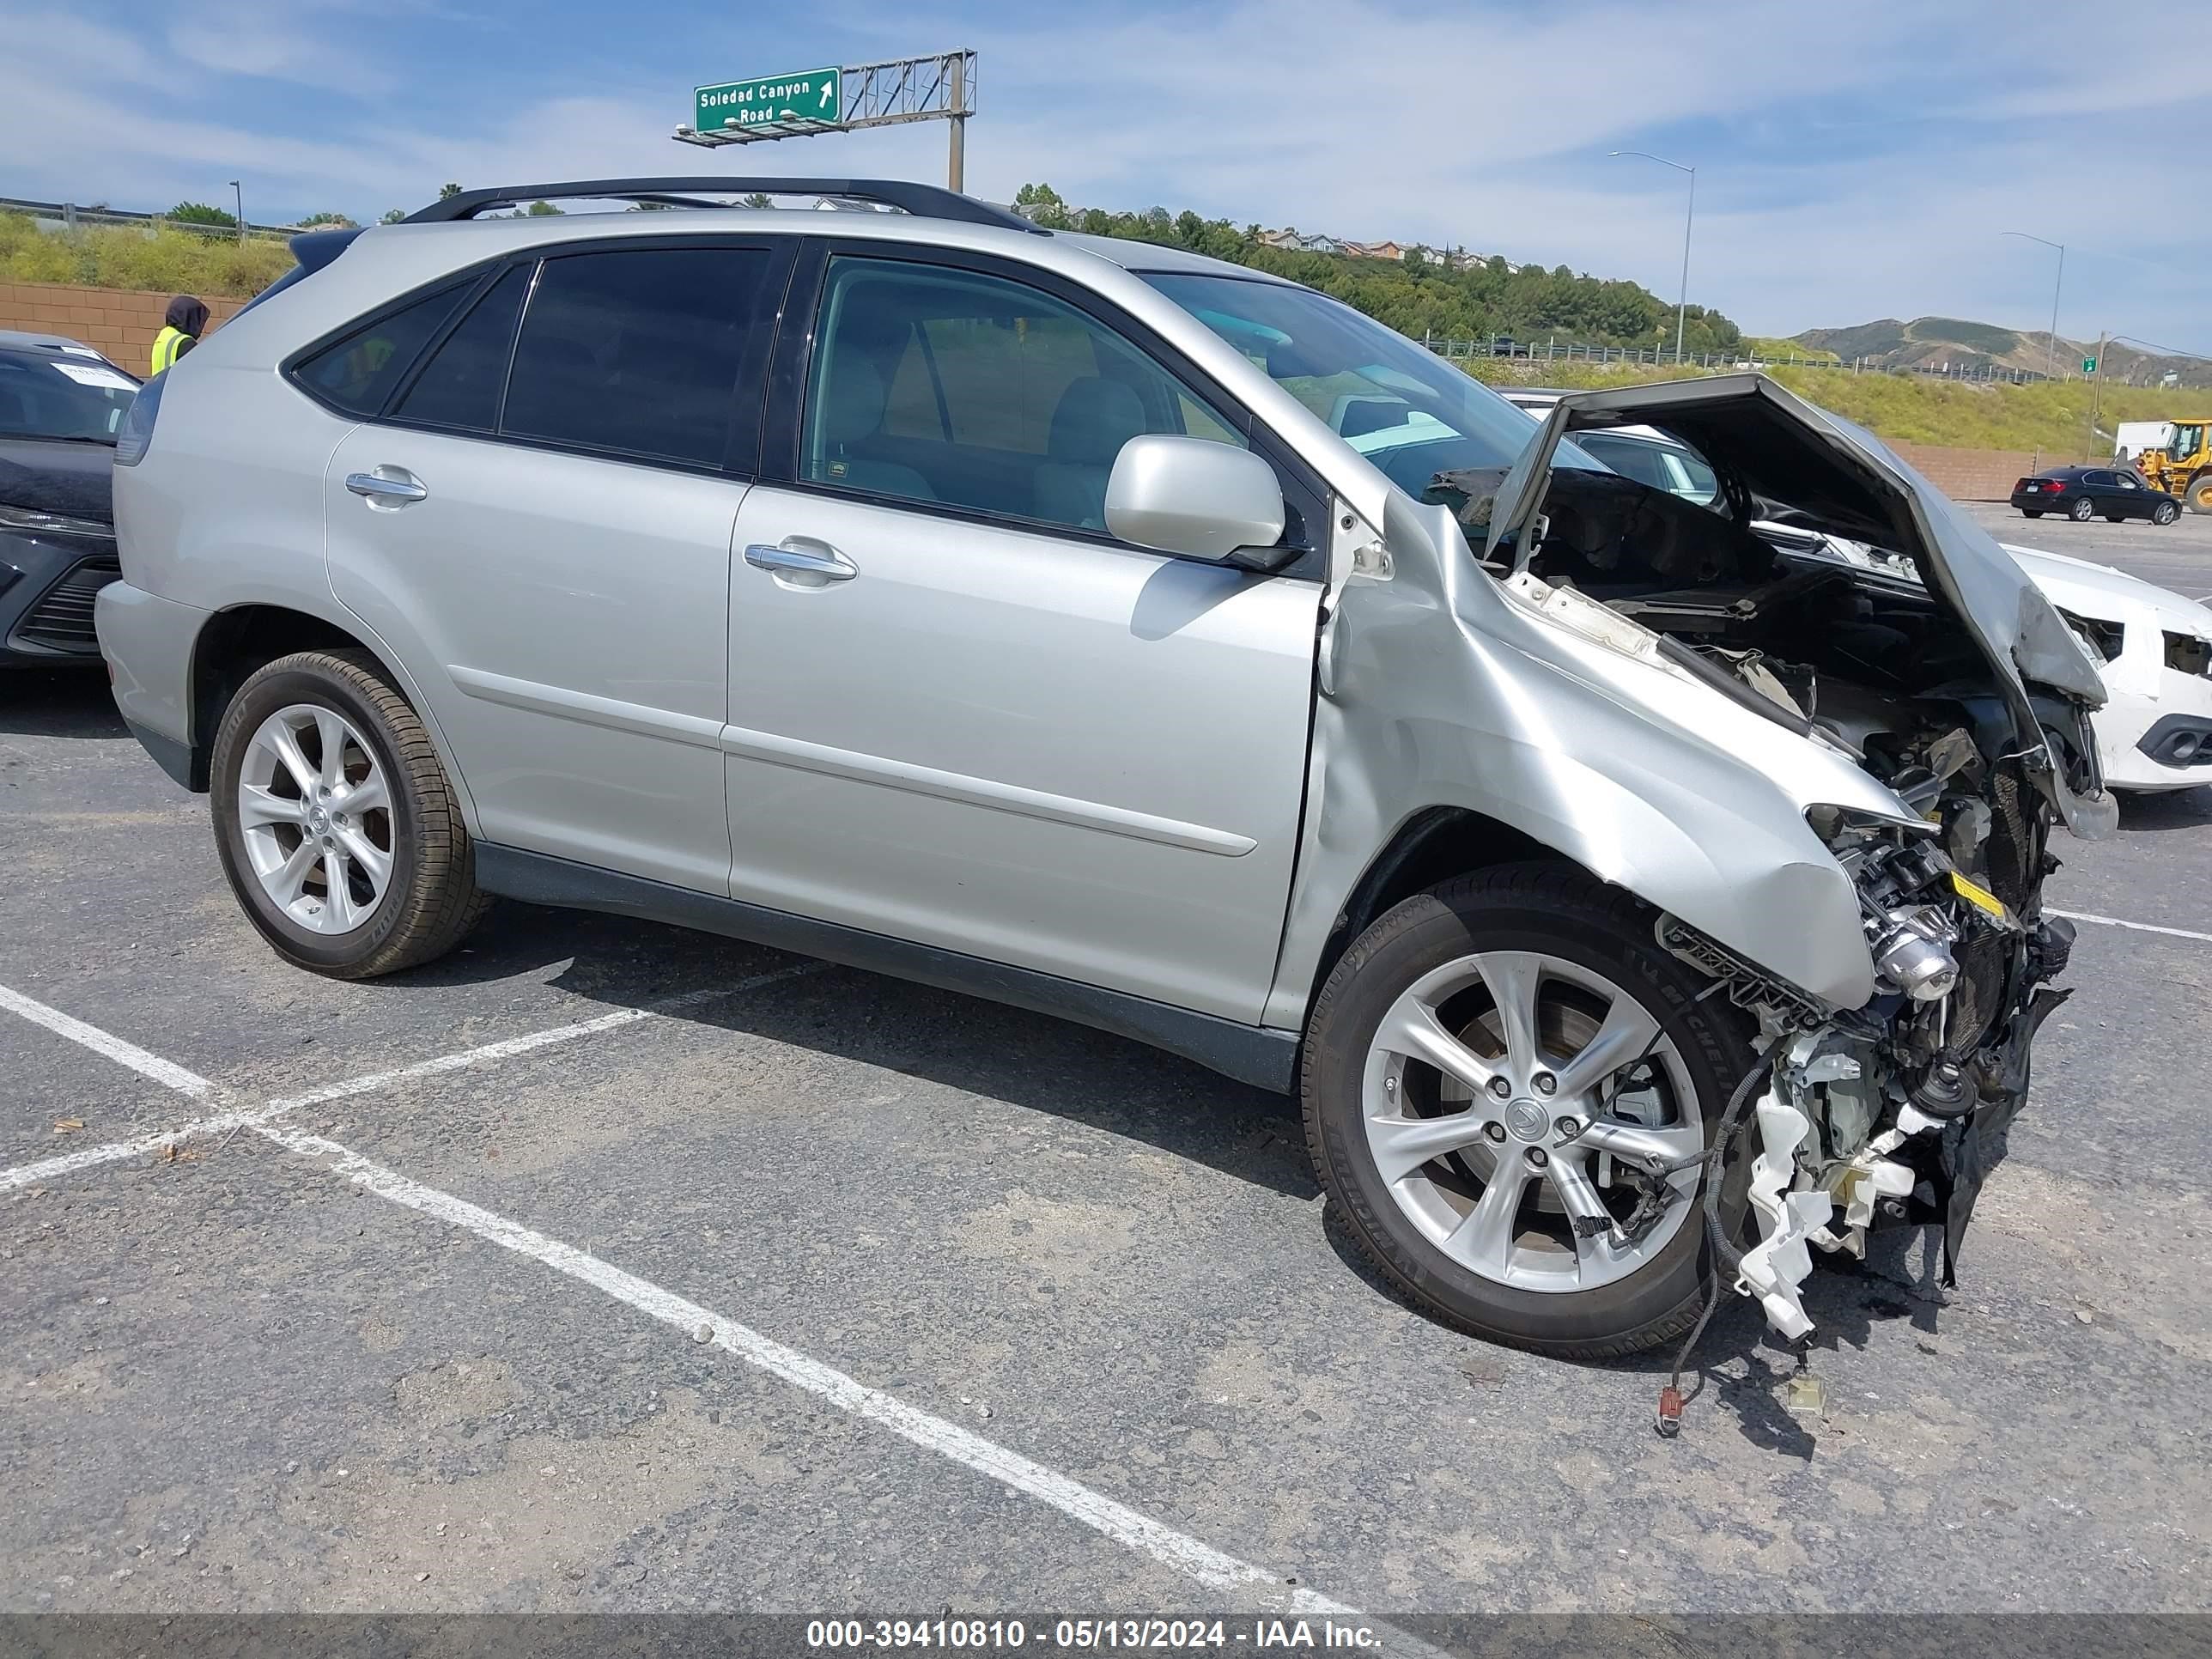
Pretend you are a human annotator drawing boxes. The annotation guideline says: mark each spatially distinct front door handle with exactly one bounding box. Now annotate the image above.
[744,540,857,584]
[346,469,428,506]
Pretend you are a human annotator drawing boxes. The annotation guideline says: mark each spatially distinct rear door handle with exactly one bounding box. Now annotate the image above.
[346,469,428,505]
[744,541,857,583]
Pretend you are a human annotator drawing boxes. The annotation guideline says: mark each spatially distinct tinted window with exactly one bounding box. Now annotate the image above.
[0,349,137,442]
[294,282,472,416]
[802,258,1245,532]
[502,247,768,466]
[393,264,532,431]
[2084,471,2116,487]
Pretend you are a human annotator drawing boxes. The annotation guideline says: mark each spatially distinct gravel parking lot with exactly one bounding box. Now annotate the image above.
[4,507,2210,1629]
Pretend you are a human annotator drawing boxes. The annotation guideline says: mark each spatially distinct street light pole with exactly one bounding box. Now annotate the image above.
[2000,230,2064,382]
[228,179,245,244]
[1611,149,1696,362]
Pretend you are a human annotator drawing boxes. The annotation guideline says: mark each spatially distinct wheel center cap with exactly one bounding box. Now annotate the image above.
[1504,1098,1550,1142]
[307,806,331,834]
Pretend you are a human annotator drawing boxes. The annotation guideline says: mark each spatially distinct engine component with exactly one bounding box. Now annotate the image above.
[1871,907,1961,1001]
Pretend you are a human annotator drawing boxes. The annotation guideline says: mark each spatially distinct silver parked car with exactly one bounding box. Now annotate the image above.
[98,178,2112,1365]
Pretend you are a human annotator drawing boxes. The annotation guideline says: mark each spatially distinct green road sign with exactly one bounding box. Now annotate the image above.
[695,68,842,132]
[2082,356,2098,373]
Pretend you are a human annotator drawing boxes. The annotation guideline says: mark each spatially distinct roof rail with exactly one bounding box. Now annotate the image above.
[400,177,1046,235]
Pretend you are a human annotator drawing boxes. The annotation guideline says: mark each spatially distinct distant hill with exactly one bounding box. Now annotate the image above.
[1792,315,2212,388]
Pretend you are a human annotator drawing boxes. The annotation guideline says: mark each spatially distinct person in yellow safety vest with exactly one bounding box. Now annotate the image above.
[150,295,210,374]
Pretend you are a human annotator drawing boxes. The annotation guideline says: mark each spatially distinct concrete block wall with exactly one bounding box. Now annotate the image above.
[0,282,246,374]
[1888,441,2042,502]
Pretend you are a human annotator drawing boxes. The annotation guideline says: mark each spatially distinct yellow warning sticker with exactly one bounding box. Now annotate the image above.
[1951,871,2009,922]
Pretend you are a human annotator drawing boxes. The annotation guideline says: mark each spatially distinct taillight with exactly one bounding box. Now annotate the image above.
[113,369,163,467]
[2045,480,2066,493]
[2015,478,2033,493]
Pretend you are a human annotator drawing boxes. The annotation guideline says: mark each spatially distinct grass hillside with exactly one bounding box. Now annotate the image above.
[0,211,293,298]
[1471,358,2208,459]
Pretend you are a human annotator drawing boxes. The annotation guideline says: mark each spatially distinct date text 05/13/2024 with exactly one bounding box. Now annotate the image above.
[805,1618,1385,1650]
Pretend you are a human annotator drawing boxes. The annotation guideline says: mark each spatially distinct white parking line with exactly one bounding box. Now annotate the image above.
[0,963,828,1192]
[257,1115,1370,1622]
[0,969,1417,1633]
[2053,908,2212,945]
[0,983,216,1097]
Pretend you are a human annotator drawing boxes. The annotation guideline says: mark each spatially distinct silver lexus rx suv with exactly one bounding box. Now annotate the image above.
[97,177,2113,1364]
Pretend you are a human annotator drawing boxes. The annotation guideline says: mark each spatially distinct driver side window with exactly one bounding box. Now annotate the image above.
[800,257,1244,535]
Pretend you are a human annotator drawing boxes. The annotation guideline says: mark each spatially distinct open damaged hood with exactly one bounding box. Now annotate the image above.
[1484,374,2117,836]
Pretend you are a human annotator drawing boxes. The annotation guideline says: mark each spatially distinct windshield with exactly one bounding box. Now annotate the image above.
[1140,271,1593,495]
[0,349,139,444]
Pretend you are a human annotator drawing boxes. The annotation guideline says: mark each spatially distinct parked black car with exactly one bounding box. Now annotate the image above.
[0,330,138,666]
[2011,465,2180,525]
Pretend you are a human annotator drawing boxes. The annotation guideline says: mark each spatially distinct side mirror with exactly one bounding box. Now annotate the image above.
[1103,434,1288,567]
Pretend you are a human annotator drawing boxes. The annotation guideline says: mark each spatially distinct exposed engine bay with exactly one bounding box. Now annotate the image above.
[1425,389,2106,1352]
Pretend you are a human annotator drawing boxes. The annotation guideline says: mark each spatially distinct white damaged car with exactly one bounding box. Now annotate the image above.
[2002,544,2212,792]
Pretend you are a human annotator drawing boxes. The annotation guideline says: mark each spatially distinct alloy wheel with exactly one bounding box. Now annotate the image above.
[1360,951,1703,1291]
[235,702,394,933]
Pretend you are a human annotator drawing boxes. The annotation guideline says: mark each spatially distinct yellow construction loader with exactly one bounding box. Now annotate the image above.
[2136,419,2212,514]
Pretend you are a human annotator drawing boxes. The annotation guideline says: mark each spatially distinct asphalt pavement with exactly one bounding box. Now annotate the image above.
[3,509,2209,1629]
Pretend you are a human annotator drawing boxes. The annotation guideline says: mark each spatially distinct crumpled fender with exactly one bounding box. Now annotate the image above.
[1265,495,1904,1026]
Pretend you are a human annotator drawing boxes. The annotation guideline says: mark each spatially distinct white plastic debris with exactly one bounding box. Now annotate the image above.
[1735,1093,1832,1340]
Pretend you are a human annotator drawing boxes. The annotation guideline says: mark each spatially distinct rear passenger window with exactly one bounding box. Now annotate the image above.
[292,282,473,416]
[392,264,532,432]
[501,247,769,467]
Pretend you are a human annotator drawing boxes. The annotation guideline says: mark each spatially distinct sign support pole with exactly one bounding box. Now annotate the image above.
[948,67,966,193]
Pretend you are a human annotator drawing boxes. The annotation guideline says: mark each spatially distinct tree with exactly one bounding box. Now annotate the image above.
[740,191,775,210]
[524,200,564,216]
[437,182,464,199]
[380,209,406,225]
[295,211,356,228]
[169,201,236,228]
[1012,183,1071,228]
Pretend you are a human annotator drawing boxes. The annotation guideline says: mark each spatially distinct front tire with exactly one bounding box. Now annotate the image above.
[2154,501,2179,525]
[1302,864,1756,1358]
[210,649,487,978]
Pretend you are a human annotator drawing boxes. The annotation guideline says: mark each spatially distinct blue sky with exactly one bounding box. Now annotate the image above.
[4,0,2207,353]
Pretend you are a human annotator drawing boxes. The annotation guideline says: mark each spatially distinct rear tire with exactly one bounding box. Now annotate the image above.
[2069,496,2097,521]
[2021,509,2045,519]
[1301,863,1756,1359]
[2189,476,2212,516]
[210,649,489,978]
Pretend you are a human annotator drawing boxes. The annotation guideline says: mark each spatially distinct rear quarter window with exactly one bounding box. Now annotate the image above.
[290,281,476,417]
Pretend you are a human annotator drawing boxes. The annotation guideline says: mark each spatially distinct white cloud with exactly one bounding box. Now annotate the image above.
[2,0,2205,349]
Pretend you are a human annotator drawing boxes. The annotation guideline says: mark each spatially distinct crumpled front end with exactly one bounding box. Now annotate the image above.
[1299,373,2116,1354]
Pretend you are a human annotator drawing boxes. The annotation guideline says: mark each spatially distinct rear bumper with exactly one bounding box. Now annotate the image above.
[94,580,210,789]
[0,528,119,665]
